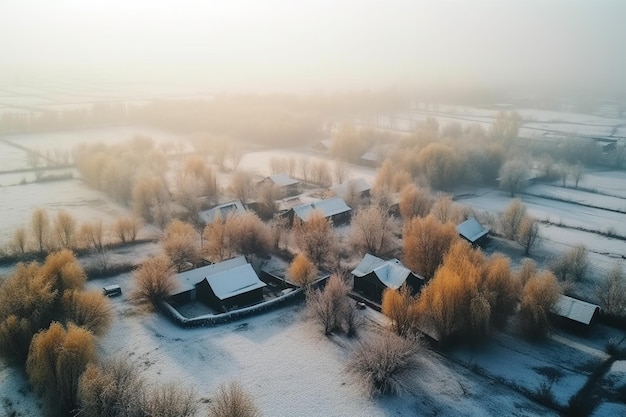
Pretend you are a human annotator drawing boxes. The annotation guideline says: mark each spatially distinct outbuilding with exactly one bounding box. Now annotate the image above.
[457,217,489,245]
[551,295,600,330]
[351,254,424,304]
[288,197,352,225]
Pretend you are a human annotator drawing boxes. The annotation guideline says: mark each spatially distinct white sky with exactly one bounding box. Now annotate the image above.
[0,0,624,94]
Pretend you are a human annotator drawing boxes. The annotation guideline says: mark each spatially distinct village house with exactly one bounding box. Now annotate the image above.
[330,178,371,200]
[551,294,601,331]
[457,217,490,246]
[199,200,246,224]
[169,256,267,312]
[285,197,352,225]
[259,173,301,197]
[351,253,424,304]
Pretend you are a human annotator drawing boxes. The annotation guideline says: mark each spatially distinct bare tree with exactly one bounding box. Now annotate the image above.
[333,160,348,184]
[209,382,260,417]
[570,161,585,188]
[430,195,464,224]
[596,264,626,316]
[293,211,338,267]
[516,216,540,256]
[54,210,77,249]
[230,170,254,204]
[500,198,527,240]
[229,145,244,170]
[31,208,50,253]
[11,227,27,255]
[489,110,520,141]
[349,206,398,256]
[347,332,421,396]
[499,159,530,197]
[307,274,352,335]
[551,244,588,282]
[113,216,141,243]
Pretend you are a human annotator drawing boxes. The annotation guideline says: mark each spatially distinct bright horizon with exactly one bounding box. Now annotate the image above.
[0,0,625,96]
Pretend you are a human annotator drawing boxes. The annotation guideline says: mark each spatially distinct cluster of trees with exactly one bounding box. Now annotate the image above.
[4,208,141,269]
[499,199,540,255]
[382,242,562,345]
[0,251,113,415]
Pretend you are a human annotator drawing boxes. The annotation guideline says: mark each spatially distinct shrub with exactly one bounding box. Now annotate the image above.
[26,322,97,416]
[347,332,421,396]
[131,255,177,308]
[78,359,145,417]
[143,383,197,417]
[551,244,588,282]
[500,198,526,240]
[208,382,260,417]
[62,289,113,336]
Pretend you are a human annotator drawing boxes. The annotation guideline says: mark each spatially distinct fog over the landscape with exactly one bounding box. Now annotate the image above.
[1,0,625,95]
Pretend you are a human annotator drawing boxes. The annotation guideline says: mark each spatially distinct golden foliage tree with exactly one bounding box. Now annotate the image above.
[113,216,141,243]
[398,184,433,221]
[53,210,77,250]
[518,271,561,338]
[403,215,459,280]
[381,285,420,337]
[162,220,201,272]
[31,207,50,253]
[417,143,462,189]
[62,290,113,336]
[26,322,97,416]
[500,198,527,240]
[288,253,318,287]
[39,249,86,294]
[131,255,177,308]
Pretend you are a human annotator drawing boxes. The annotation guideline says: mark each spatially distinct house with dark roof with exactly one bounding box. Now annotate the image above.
[351,254,424,303]
[170,256,266,312]
[457,218,489,245]
[551,295,600,330]
[199,201,246,224]
[260,173,300,196]
[287,197,351,225]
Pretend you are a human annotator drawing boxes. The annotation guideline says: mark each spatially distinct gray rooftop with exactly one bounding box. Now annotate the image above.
[205,263,267,300]
[292,197,351,221]
[267,173,299,187]
[199,200,246,224]
[457,218,489,243]
[351,253,415,290]
[552,295,600,325]
[174,256,248,294]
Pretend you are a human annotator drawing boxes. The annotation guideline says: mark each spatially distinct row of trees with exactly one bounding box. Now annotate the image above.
[4,208,140,260]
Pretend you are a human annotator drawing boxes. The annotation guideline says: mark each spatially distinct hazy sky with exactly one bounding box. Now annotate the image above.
[0,0,624,95]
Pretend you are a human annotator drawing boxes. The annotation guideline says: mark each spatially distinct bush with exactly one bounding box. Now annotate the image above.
[551,245,588,282]
[287,253,318,287]
[307,275,354,335]
[143,383,197,417]
[131,255,177,308]
[62,289,113,336]
[347,332,421,396]
[78,359,145,417]
[26,322,97,416]
[209,382,260,417]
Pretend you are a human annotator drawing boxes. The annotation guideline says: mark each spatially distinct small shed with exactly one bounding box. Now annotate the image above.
[196,263,267,312]
[199,200,246,224]
[289,197,351,224]
[457,218,489,245]
[260,173,300,196]
[551,295,600,328]
[351,254,424,304]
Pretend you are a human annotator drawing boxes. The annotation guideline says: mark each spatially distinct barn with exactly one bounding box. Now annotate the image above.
[457,217,489,245]
[288,197,352,225]
[199,200,246,224]
[351,254,424,304]
[551,295,600,331]
[260,173,301,197]
[170,256,266,312]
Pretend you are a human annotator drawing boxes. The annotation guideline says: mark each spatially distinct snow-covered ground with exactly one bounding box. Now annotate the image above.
[524,184,626,213]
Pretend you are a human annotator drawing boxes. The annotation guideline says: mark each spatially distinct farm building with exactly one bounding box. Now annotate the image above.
[351,254,424,304]
[287,197,351,224]
[551,295,600,330]
[199,200,246,224]
[330,178,371,199]
[170,256,266,312]
[260,173,300,196]
[457,218,490,245]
